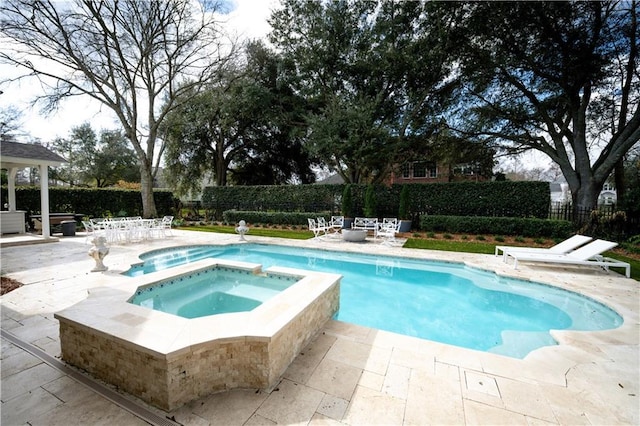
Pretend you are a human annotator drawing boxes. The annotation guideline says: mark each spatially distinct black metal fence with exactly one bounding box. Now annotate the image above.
[549,203,640,239]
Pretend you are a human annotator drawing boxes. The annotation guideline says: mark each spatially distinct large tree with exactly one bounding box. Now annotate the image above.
[449,1,639,213]
[51,123,138,187]
[269,0,460,184]
[0,0,234,217]
[51,123,98,186]
[162,40,314,193]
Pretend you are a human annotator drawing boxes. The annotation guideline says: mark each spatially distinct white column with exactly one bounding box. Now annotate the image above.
[7,167,17,211]
[39,164,51,239]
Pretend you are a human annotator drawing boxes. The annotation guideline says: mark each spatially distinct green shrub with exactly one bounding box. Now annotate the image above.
[342,184,354,218]
[222,210,328,226]
[2,186,178,218]
[398,185,410,220]
[364,185,377,217]
[420,215,574,238]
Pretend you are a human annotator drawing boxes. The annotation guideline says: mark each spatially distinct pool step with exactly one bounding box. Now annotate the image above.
[226,284,280,303]
[488,330,558,358]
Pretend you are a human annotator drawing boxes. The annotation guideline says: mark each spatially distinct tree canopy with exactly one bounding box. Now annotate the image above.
[448,0,639,211]
[51,123,138,187]
[161,40,315,195]
[269,0,462,184]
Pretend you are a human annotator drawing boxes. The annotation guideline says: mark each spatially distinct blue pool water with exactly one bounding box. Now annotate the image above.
[129,266,298,319]
[124,244,623,358]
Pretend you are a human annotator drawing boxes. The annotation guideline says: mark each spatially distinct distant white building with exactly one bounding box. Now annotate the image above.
[550,181,617,206]
[550,182,570,205]
[598,182,617,205]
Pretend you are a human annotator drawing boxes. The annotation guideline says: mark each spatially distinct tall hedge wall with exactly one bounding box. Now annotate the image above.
[202,184,345,218]
[0,186,179,218]
[202,181,550,220]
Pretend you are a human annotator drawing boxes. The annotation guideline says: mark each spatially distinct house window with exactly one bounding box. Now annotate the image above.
[454,163,476,176]
[401,163,410,178]
[401,160,438,179]
[427,162,437,178]
[413,162,426,178]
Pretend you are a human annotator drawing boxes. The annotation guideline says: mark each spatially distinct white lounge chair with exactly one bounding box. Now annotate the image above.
[496,234,592,262]
[506,239,630,278]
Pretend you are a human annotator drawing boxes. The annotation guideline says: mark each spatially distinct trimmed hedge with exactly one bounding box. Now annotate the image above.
[420,215,574,238]
[409,181,550,218]
[222,210,323,226]
[0,186,179,218]
[202,181,551,222]
[203,184,344,218]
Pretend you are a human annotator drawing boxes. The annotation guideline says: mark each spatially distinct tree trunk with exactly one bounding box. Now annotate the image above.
[614,159,626,207]
[571,180,600,223]
[140,163,157,218]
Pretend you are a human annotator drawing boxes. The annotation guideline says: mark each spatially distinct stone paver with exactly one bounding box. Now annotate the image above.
[1,230,638,425]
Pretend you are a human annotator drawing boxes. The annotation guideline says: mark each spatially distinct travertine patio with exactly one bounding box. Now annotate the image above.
[1,229,638,425]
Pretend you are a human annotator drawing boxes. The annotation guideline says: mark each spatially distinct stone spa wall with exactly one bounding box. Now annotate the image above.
[55,259,341,410]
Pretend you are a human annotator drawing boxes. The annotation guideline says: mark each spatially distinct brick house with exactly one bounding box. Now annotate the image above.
[386,160,490,184]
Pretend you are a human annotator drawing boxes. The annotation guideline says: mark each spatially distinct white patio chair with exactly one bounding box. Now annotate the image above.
[376,220,401,246]
[375,218,398,239]
[81,220,97,244]
[328,216,344,234]
[161,216,174,237]
[308,218,328,239]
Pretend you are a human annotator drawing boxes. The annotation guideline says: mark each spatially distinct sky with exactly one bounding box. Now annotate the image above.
[0,0,279,143]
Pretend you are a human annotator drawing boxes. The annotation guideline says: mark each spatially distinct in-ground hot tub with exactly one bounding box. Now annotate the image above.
[55,259,341,410]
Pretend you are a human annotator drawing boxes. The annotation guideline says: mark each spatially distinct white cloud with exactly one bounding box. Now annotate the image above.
[224,0,279,41]
[0,0,279,143]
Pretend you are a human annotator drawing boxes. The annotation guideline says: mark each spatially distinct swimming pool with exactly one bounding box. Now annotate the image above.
[125,243,623,358]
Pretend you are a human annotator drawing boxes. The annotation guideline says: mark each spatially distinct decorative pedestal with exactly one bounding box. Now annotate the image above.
[88,236,109,272]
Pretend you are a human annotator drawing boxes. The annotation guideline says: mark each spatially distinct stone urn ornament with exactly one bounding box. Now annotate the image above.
[235,220,249,241]
[89,236,110,272]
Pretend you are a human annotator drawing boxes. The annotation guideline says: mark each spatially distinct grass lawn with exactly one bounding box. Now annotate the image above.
[178,224,638,281]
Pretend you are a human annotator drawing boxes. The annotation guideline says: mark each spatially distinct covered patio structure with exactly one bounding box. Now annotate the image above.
[1,140,67,243]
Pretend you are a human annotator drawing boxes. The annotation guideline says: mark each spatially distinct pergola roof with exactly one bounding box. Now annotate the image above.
[1,140,67,169]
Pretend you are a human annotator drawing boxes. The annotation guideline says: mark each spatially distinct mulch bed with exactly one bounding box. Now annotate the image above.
[1,276,23,295]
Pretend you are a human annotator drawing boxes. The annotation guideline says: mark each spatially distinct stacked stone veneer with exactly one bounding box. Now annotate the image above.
[56,261,340,411]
